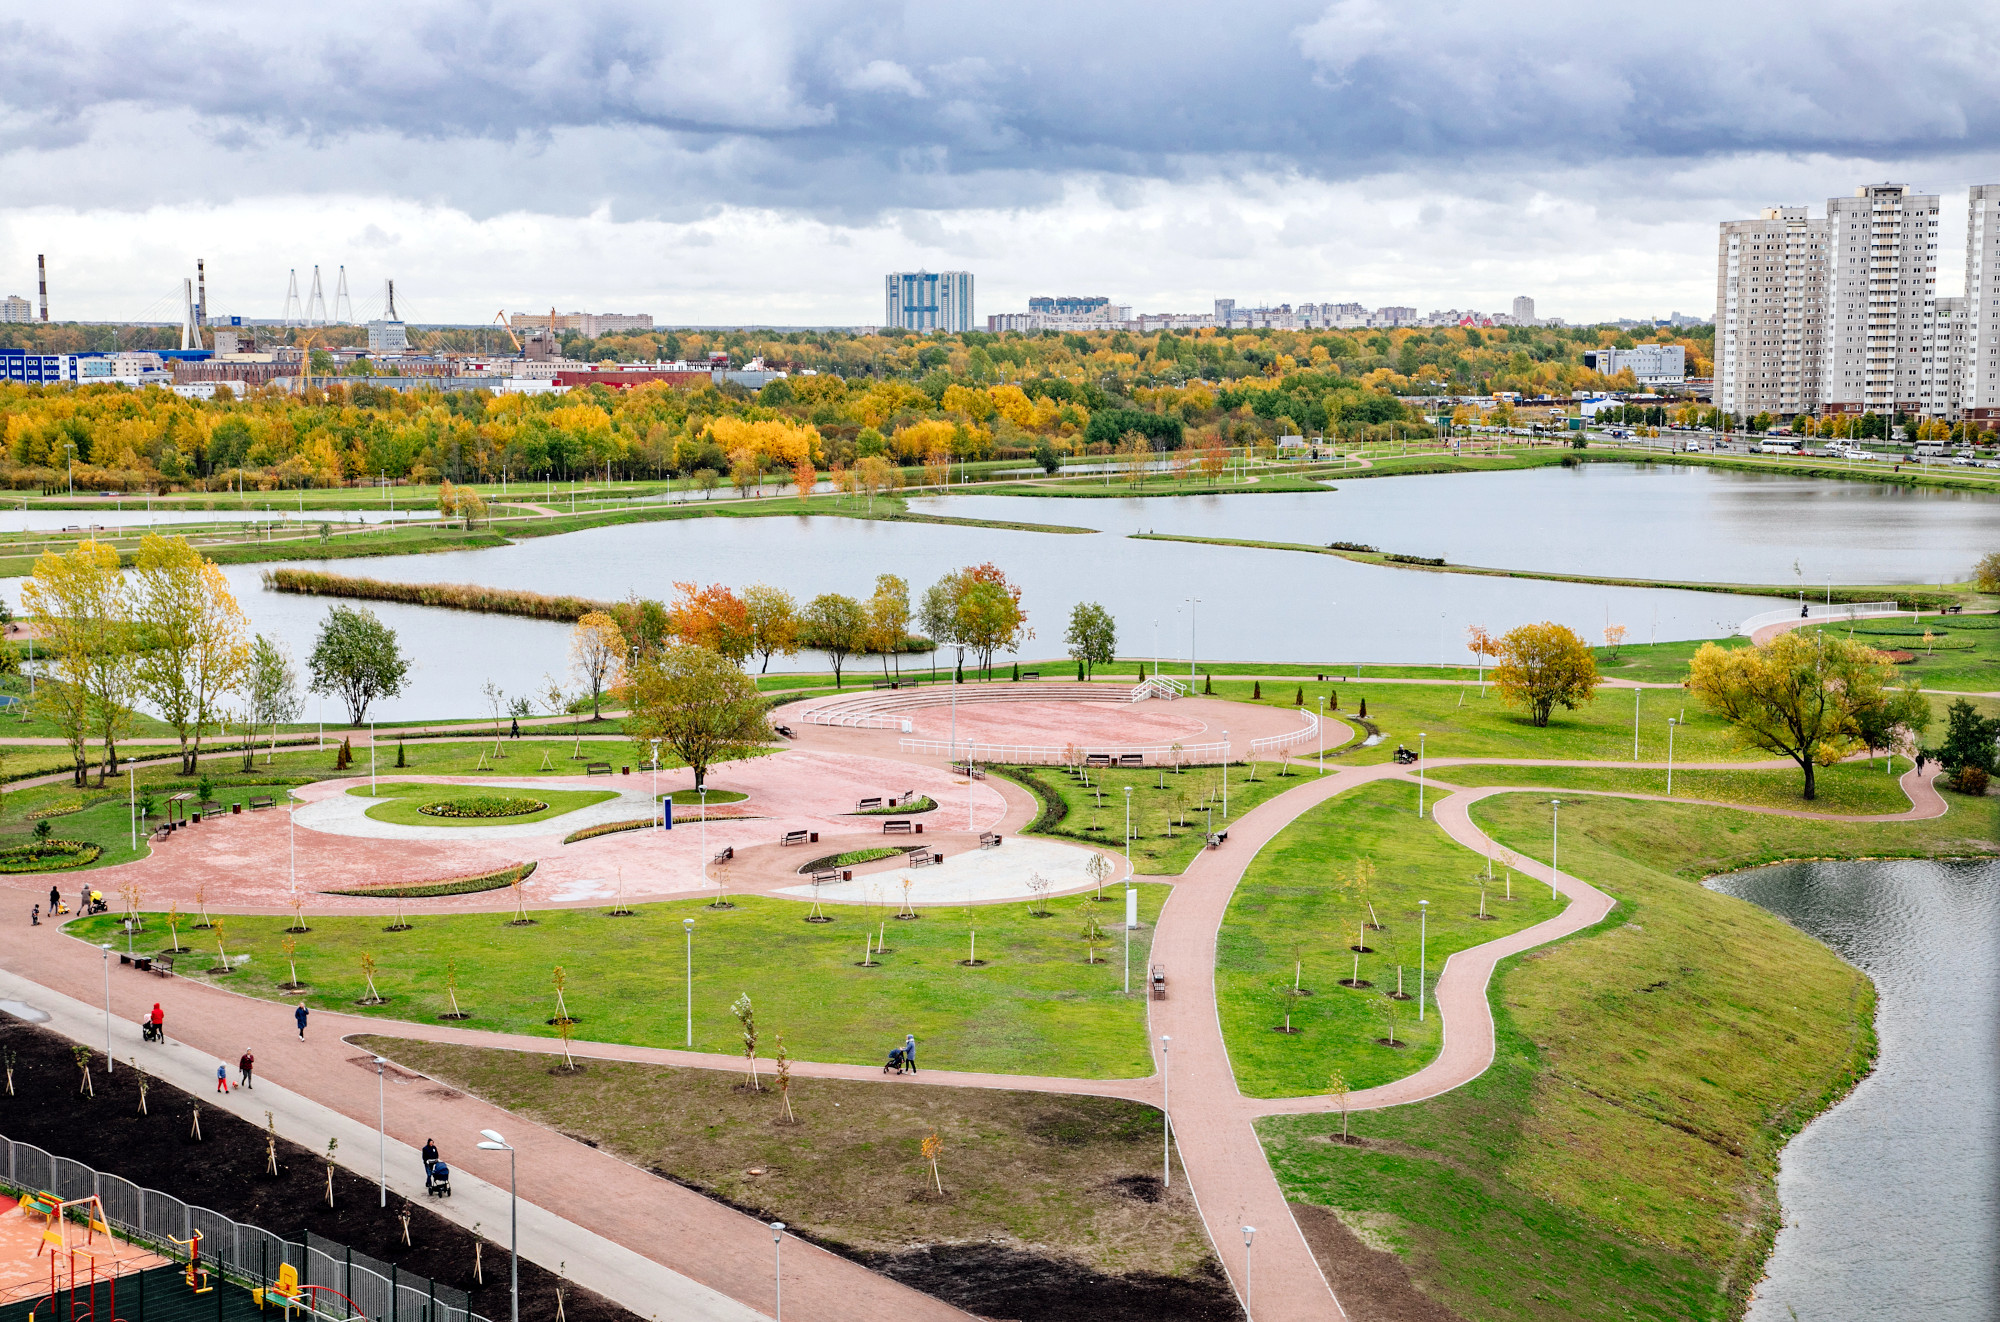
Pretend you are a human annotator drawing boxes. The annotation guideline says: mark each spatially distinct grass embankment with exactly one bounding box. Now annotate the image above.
[972,469,1339,498]
[1130,532,1970,610]
[76,889,1171,1077]
[1258,793,1992,1321]
[995,760,1306,875]
[350,781,619,828]
[264,569,617,621]
[1436,759,1917,816]
[361,1039,1225,1320]
[1219,780,1563,1097]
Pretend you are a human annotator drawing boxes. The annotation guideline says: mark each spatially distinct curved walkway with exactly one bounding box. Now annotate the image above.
[0,728,1951,1322]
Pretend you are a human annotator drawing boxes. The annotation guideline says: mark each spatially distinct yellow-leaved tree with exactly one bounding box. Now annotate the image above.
[134,535,253,774]
[568,611,628,720]
[1491,622,1600,727]
[22,540,133,786]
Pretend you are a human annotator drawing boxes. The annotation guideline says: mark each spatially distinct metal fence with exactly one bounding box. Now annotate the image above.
[0,1134,489,1322]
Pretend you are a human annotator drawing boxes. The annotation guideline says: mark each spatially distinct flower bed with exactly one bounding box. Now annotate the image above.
[564,818,652,845]
[796,845,912,873]
[417,795,548,819]
[324,861,536,898]
[0,839,102,873]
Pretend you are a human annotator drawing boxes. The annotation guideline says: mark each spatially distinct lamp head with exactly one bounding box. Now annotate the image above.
[476,1141,507,1152]
[1242,1225,1256,1246]
[771,1221,785,1241]
[479,1128,506,1145]
[683,918,694,930]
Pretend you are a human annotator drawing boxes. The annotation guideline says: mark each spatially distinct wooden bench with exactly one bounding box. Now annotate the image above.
[1206,830,1229,849]
[856,797,885,811]
[881,819,916,835]
[1118,753,1144,767]
[896,789,916,804]
[585,762,614,776]
[152,824,172,842]
[909,848,941,868]
[1084,753,1112,766]
[197,800,223,816]
[810,868,851,886]
[1151,964,1167,1000]
[248,795,275,809]
[712,846,734,865]
[780,830,819,846]
[151,954,175,977]
[20,1191,59,1223]
[979,832,1002,849]
[1020,671,1039,680]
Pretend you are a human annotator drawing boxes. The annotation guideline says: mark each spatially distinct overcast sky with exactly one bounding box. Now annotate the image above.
[4,1,1998,327]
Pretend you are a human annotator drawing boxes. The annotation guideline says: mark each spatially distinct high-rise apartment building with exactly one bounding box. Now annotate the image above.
[1715,206,1828,419]
[1511,296,1536,324]
[1821,184,1940,416]
[1918,296,1966,420]
[885,271,974,333]
[1963,184,2000,427]
[0,294,31,323]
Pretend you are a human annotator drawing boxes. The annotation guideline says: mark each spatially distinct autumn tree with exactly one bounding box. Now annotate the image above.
[622,643,771,791]
[866,575,911,682]
[668,582,753,666]
[306,605,410,725]
[802,592,868,688]
[791,457,816,506]
[568,611,627,719]
[22,540,134,786]
[853,454,900,512]
[742,585,801,674]
[247,634,303,764]
[134,535,253,774]
[1065,602,1117,678]
[1491,622,1600,727]
[1975,550,2000,594]
[1687,632,1927,800]
[952,564,1032,680]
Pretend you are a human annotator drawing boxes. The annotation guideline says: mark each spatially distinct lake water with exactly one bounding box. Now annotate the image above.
[1709,858,1999,1322]
[917,463,2000,586]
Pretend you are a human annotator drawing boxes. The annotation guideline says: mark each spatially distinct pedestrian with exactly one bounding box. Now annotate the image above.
[1916,752,1928,772]
[238,1050,255,1090]
[78,885,88,915]
[150,1003,165,1042]
[294,1002,309,1041]
[421,1139,439,1187]
[48,885,59,913]
[214,1063,230,1094]
[903,1033,917,1074]
[30,905,39,926]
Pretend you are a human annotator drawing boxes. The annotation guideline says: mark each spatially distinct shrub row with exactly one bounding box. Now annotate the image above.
[324,861,536,898]
[264,568,615,622]
[0,839,102,873]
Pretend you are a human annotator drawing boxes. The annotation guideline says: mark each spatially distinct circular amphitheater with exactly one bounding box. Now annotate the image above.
[793,678,1321,765]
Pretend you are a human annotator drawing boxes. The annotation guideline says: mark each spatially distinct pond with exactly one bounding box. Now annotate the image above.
[917,462,1999,586]
[1708,857,1999,1322]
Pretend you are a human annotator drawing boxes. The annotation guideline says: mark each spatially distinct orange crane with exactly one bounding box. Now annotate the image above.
[491,311,522,351]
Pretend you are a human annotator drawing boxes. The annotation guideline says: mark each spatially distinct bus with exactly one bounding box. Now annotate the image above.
[1755,439,1802,455]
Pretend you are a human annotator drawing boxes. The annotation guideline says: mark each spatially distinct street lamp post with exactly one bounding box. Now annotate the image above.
[1160,1036,1172,1189]
[373,1056,388,1206]
[1222,731,1229,817]
[683,918,694,1047]
[100,945,113,1073]
[1549,799,1562,900]
[1318,697,1327,776]
[1241,1226,1257,1318]
[369,719,377,794]
[1417,900,1429,1022]
[1417,732,1427,817]
[475,1132,518,1322]
[1123,786,1133,864]
[1633,687,1642,761]
[1185,597,1200,683]
[1666,719,1678,796]
[770,1222,785,1320]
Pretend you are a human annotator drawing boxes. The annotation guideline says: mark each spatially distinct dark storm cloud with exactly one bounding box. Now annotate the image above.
[4,1,1997,218]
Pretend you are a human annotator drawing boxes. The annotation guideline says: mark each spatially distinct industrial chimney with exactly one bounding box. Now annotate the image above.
[37,254,47,321]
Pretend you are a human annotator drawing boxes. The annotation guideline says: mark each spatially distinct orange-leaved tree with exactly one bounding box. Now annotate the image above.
[669,582,753,666]
[1491,622,1600,727]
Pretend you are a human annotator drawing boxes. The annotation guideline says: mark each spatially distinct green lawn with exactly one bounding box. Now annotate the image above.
[350,782,619,828]
[1256,792,1991,1321]
[995,760,1308,875]
[1816,614,2000,692]
[72,888,1171,1078]
[1217,780,1563,1097]
[0,780,309,876]
[1436,758,1916,815]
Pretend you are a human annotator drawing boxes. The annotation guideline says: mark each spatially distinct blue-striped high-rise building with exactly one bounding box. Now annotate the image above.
[885,270,974,333]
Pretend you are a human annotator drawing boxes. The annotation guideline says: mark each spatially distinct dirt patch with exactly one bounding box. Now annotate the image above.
[0,1020,629,1322]
[858,1242,1241,1322]
[1289,1202,1467,1322]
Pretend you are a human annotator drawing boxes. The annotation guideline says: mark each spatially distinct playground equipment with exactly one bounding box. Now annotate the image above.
[164,1230,212,1295]
[250,1261,364,1321]
[25,1195,134,1322]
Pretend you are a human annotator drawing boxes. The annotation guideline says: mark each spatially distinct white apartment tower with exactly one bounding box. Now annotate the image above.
[1963,184,2000,427]
[1918,297,1966,420]
[1715,207,1828,418]
[1821,184,1941,417]
[885,271,975,334]
[1511,295,1536,324]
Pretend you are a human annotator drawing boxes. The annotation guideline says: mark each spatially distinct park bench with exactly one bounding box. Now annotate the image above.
[979,832,1002,849]
[20,1191,60,1223]
[152,824,172,842]
[881,819,916,835]
[895,789,916,804]
[712,846,734,865]
[1084,753,1112,766]
[1207,830,1229,849]
[780,830,819,846]
[810,868,851,886]
[772,725,797,740]
[1020,671,1039,680]
[585,762,613,776]
[1151,965,1167,1000]
[197,800,223,815]
[151,955,174,978]
[909,848,941,868]
[856,797,885,811]
[1118,753,1144,767]
[248,795,275,809]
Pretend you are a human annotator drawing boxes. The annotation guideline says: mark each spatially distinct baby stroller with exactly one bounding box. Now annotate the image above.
[1392,745,1418,765]
[425,1161,451,1198]
[140,1019,164,1043]
[882,1047,907,1075]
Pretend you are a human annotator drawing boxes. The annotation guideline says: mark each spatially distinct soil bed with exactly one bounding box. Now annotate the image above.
[0,1019,629,1322]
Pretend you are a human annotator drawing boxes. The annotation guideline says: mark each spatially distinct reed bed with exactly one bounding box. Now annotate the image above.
[264,569,614,622]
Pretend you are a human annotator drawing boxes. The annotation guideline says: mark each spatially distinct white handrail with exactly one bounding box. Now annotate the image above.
[897,737,1230,765]
[1737,600,1902,637]
[1249,708,1319,754]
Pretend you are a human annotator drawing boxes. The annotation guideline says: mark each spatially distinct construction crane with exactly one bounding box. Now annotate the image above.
[491,311,522,352]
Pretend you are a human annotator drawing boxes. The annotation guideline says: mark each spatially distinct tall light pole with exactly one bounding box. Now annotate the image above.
[1632,687,1641,761]
[1123,786,1133,864]
[1666,719,1678,796]
[1221,731,1229,817]
[1241,1226,1257,1319]
[1549,799,1562,900]
[1417,900,1429,1022]
[369,719,377,794]
[100,945,113,1072]
[128,765,136,850]
[770,1222,785,1320]
[373,1056,388,1206]
[1185,597,1200,683]
[1416,732,1427,817]
[476,1131,518,1322]
[649,740,660,806]
[1160,1036,1172,1189]
[1317,697,1326,776]
[683,918,695,1047]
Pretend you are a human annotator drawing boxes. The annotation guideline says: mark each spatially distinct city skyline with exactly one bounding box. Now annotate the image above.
[2,3,1997,325]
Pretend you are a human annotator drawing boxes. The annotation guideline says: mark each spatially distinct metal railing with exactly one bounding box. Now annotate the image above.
[897,737,1230,765]
[1737,600,1902,636]
[1249,709,1319,755]
[0,1133,488,1322]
